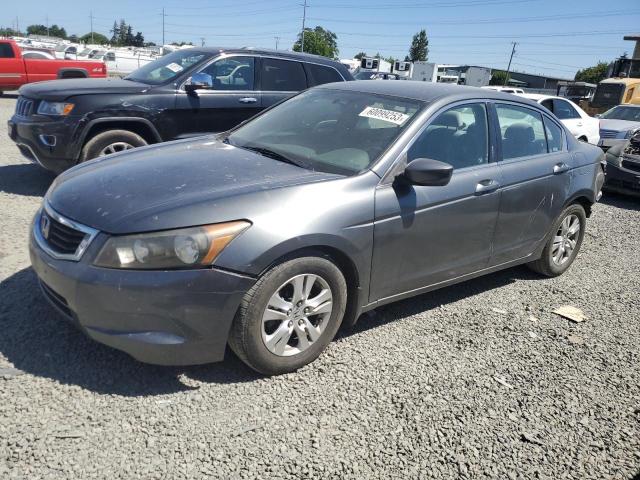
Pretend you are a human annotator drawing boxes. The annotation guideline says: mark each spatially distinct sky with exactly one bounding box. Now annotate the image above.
[4,0,640,79]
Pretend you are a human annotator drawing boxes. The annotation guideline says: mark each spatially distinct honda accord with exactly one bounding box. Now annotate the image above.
[30,82,605,375]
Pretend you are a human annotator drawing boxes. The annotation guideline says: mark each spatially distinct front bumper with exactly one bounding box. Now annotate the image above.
[29,223,256,366]
[8,115,80,173]
[604,159,640,196]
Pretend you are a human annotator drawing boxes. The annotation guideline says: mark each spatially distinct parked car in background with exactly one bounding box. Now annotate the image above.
[29,82,604,375]
[8,47,353,173]
[603,130,640,196]
[596,104,640,151]
[517,93,600,144]
[354,71,401,80]
[482,86,525,94]
[0,39,107,93]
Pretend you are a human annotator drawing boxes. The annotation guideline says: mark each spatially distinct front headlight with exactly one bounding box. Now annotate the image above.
[94,221,250,269]
[37,101,75,116]
[625,128,640,139]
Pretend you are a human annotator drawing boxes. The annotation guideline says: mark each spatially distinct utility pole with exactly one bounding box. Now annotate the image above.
[274,36,280,50]
[89,11,94,43]
[300,0,307,53]
[162,8,166,46]
[200,37,205,47]
[504,42,517,86]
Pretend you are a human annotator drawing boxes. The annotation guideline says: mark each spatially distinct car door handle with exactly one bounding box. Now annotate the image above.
[238,97,257,104]
[553,162,570,174]
[475,179,500,195]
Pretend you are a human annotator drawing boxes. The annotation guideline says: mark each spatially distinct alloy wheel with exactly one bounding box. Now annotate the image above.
[99,142,134,156]
[552,213,581,266]
[261,274,333,357]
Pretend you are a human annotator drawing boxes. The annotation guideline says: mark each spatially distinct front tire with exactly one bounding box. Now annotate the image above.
[80,129,147,163]
[528,203,586,277]
[228,256,347,375]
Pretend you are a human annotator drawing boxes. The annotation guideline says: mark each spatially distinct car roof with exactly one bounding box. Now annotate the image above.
[518,93,554,101]
[187,46,344,67]
[321,80,541,106]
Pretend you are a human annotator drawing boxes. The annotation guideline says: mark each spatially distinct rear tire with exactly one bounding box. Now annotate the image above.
[527,203,586,277]
[80,129,147,162]
[228,256,347,375]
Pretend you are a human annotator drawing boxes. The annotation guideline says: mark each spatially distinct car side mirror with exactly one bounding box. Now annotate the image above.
[401,158,453,186]
[185,72,213,94]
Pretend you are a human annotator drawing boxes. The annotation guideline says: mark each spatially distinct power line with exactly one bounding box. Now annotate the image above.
[308,9,638,26]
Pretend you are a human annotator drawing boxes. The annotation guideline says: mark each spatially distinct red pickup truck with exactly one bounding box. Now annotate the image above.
[0,39,107,93]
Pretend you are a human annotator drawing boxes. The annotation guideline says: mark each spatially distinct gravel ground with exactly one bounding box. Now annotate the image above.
[0,94,639,479]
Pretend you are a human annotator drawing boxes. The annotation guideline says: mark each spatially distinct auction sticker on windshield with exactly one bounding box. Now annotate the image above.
[359,106,410,126]
[165,63,184,73]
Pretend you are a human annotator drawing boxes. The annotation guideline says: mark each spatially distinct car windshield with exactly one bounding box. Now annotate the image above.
[601,106,640,122]
[125,49,207,85]
[227,89,423,175]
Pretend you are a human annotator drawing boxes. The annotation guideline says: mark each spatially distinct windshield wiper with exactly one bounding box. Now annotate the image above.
[236,145,308,169]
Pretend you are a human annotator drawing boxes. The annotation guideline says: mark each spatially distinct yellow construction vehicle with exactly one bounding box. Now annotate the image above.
[581,34,640,116]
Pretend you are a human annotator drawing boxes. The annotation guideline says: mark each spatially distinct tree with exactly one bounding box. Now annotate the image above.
[133,32,145,47]
[575,62,609,84]
[292,26,338,58]
[109,21,120,44]
[0,27,20,37]
[385,56,396,66]
[408,29,428,62]
[354,52,367,60]
[490,70,509,85]
[80,32,109,44]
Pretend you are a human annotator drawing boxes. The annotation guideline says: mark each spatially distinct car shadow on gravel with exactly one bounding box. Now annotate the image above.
[0,268,260,396]
[600,191,640,211]
[341,265,542,338]
[0,163,55,197]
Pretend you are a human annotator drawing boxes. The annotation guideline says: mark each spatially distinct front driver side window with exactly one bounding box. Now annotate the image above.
[200,57,255,91]
[408,103,489,169]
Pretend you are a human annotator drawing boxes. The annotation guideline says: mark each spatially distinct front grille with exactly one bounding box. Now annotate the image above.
[599,129,619,139]
[622,159,640,173]
[39,281,74,319]
[40,211,87,255]
[15,97,34,117]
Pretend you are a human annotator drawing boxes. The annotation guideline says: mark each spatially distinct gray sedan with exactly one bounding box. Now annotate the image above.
[597,104,640,151]
[29,82,605,375]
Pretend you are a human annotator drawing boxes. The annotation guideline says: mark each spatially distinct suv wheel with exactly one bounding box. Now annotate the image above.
[527,203,586,277]
[228,256,347,375]
[80,129,147,162]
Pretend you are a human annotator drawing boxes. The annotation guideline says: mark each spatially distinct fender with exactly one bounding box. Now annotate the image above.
[77,116,163,156]
[57,68,88,79]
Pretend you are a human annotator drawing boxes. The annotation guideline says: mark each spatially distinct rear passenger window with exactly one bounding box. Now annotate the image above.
[0,44,15,58]
[305,63,343,86]
[261,58,307,91]
[496,104,547,160]
[544,118,564,152]
[408,103,488,169]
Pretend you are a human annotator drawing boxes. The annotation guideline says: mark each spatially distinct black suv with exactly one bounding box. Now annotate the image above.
[8,47,353,173]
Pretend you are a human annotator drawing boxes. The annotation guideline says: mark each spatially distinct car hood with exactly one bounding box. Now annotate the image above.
[46,137,340,234]
[19,78,150,101]
[599,118,640,132]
